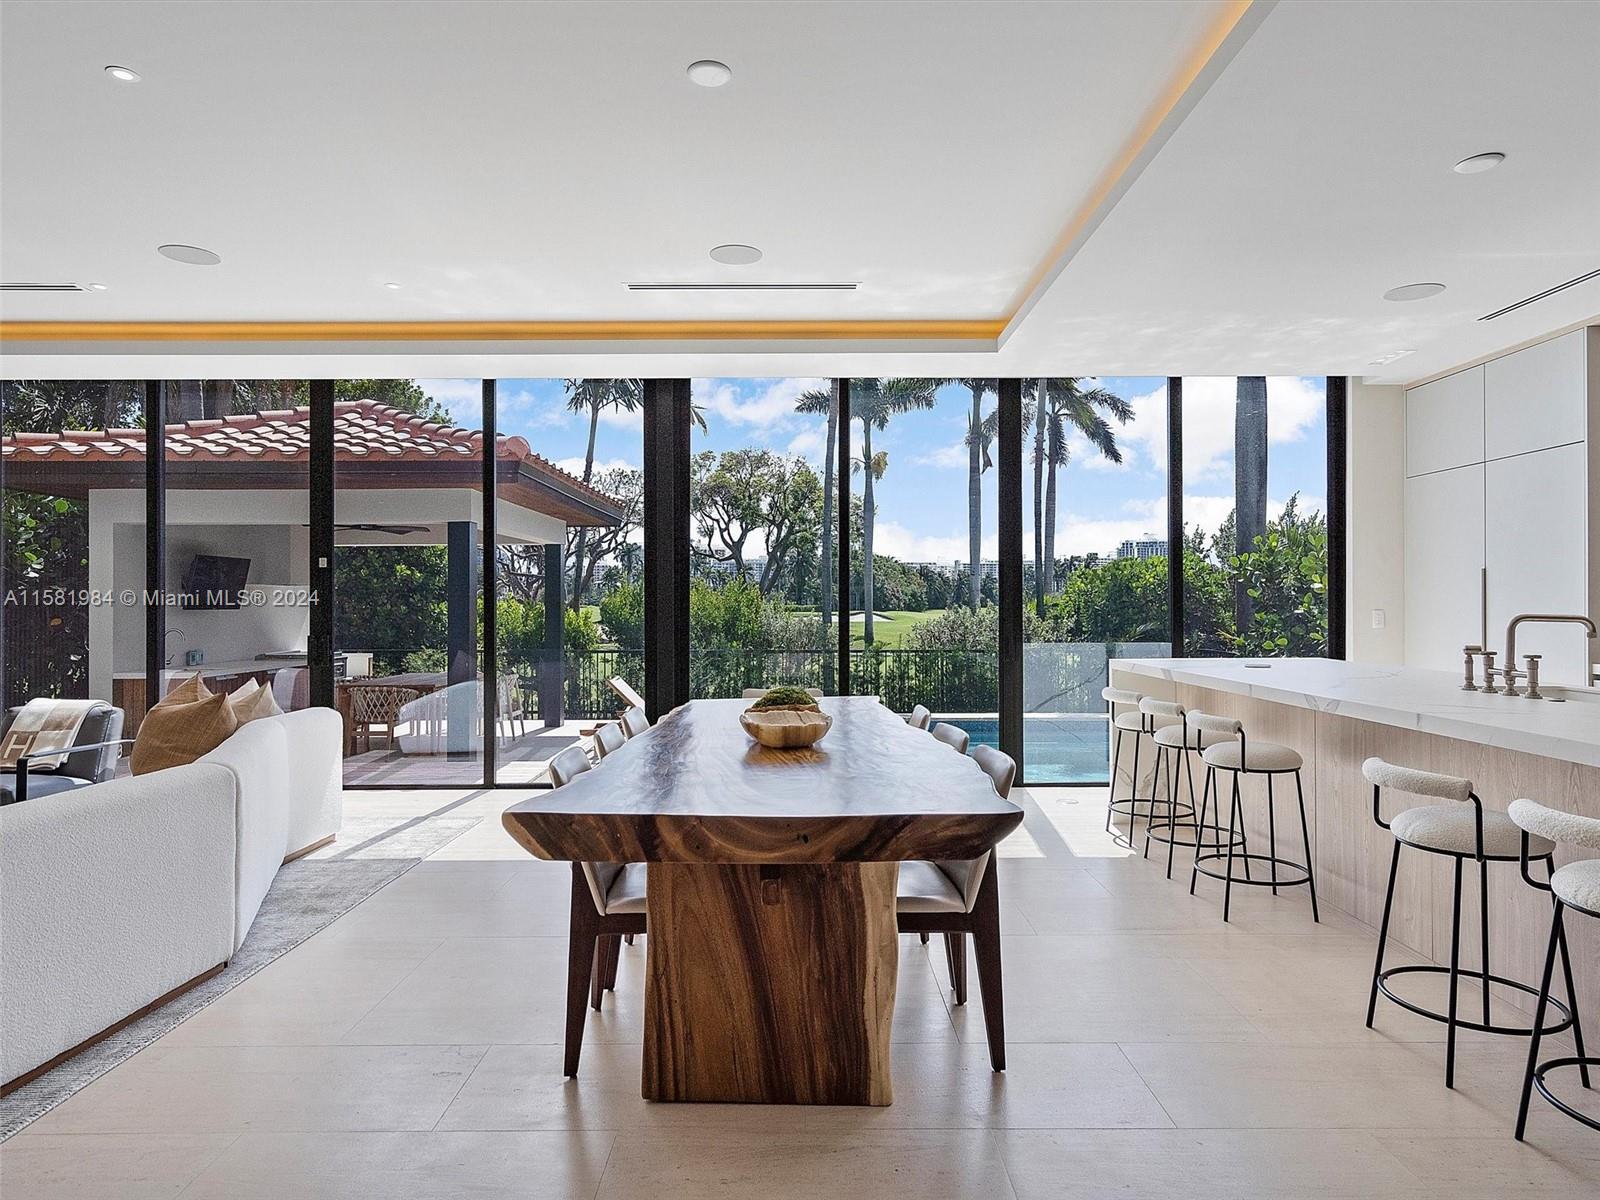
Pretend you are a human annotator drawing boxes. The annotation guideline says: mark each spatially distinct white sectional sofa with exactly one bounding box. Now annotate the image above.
[0,707,343,1089]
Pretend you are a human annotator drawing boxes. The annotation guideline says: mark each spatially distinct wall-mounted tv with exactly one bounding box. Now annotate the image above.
[178,555,251,609]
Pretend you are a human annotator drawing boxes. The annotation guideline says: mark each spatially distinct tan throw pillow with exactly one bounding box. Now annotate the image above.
[232,679,283,725]
[131,675,239,775]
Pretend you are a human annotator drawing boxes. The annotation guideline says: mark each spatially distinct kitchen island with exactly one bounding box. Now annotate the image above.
[1112,657,1599,1015]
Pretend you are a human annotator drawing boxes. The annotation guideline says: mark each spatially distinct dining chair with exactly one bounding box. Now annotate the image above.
[593,720,626,760]
[895,743,1015,1071]
[930,722,970,754]
[621,705,651,738]
[907,703,932,731]
[548,743,647,1077]
[348,684,423,753]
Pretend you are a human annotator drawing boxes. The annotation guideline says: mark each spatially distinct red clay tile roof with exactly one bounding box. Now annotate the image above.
[2,400,622,518]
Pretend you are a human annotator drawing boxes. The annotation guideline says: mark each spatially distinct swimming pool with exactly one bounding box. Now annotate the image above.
[945,715,1111,784]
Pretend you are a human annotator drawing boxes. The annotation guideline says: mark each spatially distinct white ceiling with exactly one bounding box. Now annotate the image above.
[1,0,1597,383]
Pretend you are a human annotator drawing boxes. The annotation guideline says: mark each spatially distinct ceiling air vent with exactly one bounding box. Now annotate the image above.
[1479,267,1600,321]
[626,281,858,291]
[1,282,87,292]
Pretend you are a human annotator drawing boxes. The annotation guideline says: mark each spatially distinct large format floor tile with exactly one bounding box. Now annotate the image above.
[5,784,1595,1199]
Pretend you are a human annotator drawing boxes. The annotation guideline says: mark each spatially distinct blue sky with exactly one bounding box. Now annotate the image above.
[418,375,1327,564]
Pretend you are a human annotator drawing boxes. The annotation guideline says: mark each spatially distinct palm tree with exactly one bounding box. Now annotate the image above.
[1233,376,1269,635]
[852,378,938,644]
[952,379,997,610]
[564,379,642,609]
[1028,379,1133,596]
[1032,378,1048,615]
[794,381,841,635]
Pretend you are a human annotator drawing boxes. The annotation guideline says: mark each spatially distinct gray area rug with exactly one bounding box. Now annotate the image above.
[0,799,483,1140]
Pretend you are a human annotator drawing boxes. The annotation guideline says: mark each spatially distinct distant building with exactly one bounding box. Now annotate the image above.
[953,560,1000,582]
[1115,537,1167,560]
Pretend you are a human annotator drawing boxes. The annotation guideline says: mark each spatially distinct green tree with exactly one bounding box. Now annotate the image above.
[598,579,645,649]
[564,379,642,609]
[794,381,841,628]
[1231,494,1327,656]
[1030,379,1132,596]
[851,378,938,644]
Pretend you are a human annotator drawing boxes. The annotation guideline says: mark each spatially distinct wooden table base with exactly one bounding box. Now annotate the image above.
[642,861,899,1105]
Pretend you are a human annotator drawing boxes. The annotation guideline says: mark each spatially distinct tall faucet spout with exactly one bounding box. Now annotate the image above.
[1503,613,1598,682]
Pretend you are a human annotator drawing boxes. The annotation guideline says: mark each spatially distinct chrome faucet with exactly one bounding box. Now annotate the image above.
[1504,613,1597,690]
[163,627,189,667]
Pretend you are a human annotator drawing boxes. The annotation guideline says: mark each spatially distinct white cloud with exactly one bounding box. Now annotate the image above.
[913,440,970,469]
[871,520,995,565]
[416,378,482,429]
[693,377,830,434]
[787,428,827,463]
[554,456,637,477]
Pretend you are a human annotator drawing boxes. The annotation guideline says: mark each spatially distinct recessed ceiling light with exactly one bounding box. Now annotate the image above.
[104,65,141,83]
[383,281,402,290]
[687,60,732,87]
[709,243,762,265]
[1383,282,1445,302]
[86,282,109,291]
[1453,151,1505,175]
[157,243,222,266]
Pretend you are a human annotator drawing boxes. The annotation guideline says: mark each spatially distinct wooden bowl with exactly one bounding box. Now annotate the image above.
[740,707,833,749]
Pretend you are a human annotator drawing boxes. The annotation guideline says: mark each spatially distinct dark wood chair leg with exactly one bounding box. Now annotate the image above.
[944,932,968,1005]
[971,866,1005,1071]
[590,935,615,1010]
[604,932,622,991]
[565,866,598,1076]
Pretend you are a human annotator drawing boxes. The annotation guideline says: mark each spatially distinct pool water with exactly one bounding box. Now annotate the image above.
[948,716,1110,784]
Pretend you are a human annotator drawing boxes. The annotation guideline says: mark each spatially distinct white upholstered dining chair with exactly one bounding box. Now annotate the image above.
[547,743,647,1077]
[592,720,626,760]
[621,705,651,739]
[895,742,1015,1071]
[930,722,970,754]
[906,703,933,731]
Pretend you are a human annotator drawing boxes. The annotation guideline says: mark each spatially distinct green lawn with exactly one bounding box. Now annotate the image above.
[831,608,945,649]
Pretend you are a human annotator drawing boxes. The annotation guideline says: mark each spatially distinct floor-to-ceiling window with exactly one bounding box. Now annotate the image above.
[1181,377,1331,657]
[845,378,998,741]
[1021,376,1169,783]
[1,381,144,713]
[687,378,836,699]
[159,381,312,725]
[334,379,485,786]
[493,378,643,782]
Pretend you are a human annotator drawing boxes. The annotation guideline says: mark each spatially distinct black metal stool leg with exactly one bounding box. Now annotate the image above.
[1106,727,1122,834]
[1266,774,1280,896]
[1479,858,1492,1029]
[1189,766,1214,896]
[1367,842,1402,1027]
[1223,772,1241,923]
[1142,746,1164,859]
[1446,856,1464,1088]
[1517,901,1565,1139]
[1551,893,1591,1089]
[1166,744,1195,880]
[1295,769,1319,923]
[1125,731,1143,843]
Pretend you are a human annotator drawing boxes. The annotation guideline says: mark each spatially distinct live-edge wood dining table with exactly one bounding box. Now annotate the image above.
[501,696,1023,1106]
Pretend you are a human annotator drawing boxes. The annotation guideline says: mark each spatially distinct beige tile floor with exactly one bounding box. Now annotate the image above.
[4,785,1598,1199]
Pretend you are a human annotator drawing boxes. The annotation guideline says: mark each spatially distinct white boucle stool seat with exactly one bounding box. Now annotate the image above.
[1390,805,1554,859]
[1551,859,1600,914]
[1112,710,1147,733]
[1153,724,1234,751]
[896,861,967,912]
[1201,739,1302,772]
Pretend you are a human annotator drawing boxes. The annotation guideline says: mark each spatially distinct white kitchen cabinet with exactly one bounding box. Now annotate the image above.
[1485,329,1588,460]
[1405,365,1484,477]
[1404,463,1485,672]
[1485,442,1591,683]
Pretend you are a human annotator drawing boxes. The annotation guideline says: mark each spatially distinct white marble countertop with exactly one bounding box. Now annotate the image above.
[112,658,306,681]
[1115,657,1600,768]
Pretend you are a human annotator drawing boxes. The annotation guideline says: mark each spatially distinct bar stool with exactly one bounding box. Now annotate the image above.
[1188,712,1318,923]
[1507,799,1595,1138]
[1103,687,1166,842]
[1139,698,1244,880]
[1363,759,1572,1089]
